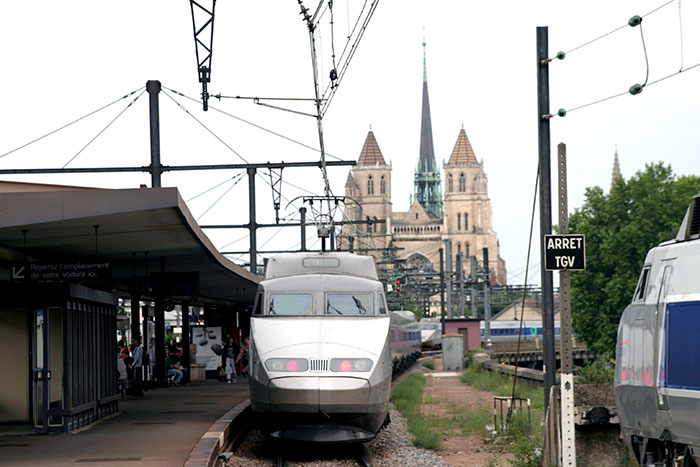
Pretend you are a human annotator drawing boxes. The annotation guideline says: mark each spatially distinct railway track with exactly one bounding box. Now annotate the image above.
[275,445,372,467]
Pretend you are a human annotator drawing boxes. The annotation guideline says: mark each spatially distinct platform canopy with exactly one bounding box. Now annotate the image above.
[0,186,260,306]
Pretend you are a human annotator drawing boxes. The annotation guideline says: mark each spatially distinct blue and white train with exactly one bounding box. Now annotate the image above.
[614,194,700,466]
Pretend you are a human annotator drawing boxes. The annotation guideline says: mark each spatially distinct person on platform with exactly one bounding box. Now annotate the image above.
[130,337,144,397]
[165,350,183,385]
[222,337,239,384]
[236,337,250,377]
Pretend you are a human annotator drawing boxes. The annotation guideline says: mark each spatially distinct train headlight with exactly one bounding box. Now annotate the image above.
[265,358,308,372]
[330,358,373,372]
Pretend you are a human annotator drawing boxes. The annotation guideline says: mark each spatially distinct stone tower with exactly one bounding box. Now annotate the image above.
[341,130,392,254]
[442,128,505,284]
[413,40,442,218]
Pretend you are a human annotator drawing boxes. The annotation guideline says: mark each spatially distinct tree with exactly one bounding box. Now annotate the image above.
[569,163,700,357]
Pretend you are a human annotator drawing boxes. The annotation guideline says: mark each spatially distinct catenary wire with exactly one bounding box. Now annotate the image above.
[508,161,540,410]
[62,89,147,168]
[559,0,675,57]
[196,173,246,221]
[162,87,344,161]
[161,89,248,164]
[186,172,245,202]
[0,87,144,161]
[678,0,684,71]
[561,59,700,115]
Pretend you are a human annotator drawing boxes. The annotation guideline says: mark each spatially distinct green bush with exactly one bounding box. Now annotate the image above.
[508,436,542,467]
[421,359,436,370]
[574,357,615,384]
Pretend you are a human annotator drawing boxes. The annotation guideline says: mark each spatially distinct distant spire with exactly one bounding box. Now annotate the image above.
[611,146,622,189]
[414,34,442,218]
[422,30,427,82]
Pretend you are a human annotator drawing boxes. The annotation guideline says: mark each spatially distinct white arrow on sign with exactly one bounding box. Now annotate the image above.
[12,266,25,280]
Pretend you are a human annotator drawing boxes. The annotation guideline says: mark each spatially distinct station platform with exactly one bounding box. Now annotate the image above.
[0,380,249,467]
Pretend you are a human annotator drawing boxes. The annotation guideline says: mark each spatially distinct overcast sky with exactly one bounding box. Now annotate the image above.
[1,1,699,284]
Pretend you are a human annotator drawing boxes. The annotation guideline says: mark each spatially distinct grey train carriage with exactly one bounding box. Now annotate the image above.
[614,194,700,466]
[247,252,421,443]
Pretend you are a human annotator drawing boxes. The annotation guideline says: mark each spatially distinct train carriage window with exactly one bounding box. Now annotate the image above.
[634,267,651,302]
[326,293,373,315]
[268,293,313,315]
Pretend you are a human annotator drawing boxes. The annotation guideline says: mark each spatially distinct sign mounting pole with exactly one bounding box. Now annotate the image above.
[558,142,576,466]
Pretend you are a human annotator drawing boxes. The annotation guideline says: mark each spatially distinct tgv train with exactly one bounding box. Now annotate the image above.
[480,320,561,342]
[614,194,700,466]
[248,252,420,443]
[418,318,442,349]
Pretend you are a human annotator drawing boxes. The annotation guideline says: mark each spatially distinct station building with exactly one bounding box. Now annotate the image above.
[0,181,259,433]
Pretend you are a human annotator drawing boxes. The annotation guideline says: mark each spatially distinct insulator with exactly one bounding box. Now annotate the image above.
[556,51,566,60]
[557,108,567,118]
[629,83,644,95]
[628,15,642,27]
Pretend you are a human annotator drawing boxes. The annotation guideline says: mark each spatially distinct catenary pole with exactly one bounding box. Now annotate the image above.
[146,80,162,188]
[537,26,556,409]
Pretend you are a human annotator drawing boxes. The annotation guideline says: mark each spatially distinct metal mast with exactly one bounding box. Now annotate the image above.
[189,0,216,111]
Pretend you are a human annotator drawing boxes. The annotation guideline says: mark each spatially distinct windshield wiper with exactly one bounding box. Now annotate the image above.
[352,296,367,314]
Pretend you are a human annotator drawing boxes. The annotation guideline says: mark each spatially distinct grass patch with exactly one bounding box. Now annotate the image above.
[421,359,436,370]
[390,372,442,450]
[460,362,544,411]
[459,355,545,465]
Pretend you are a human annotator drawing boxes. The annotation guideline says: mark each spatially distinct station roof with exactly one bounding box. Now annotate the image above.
[0,185,260,306]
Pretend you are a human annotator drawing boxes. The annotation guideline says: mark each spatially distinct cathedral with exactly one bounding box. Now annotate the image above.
[339,45,507,285]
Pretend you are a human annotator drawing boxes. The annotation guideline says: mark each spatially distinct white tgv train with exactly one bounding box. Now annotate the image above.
[248,252,419,443]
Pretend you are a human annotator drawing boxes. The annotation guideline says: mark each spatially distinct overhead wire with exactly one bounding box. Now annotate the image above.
[555,0,676,58]
[186,172,245,202]
[62,89,147,168]
[196,172,246,221]
[162,87,308,214]
[161,89,248,164]
[0,86,145,161]
[558,59,700,116]
[162,86,344,161]
[508,161,541,416]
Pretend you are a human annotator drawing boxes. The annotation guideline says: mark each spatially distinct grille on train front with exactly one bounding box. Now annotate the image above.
[309,359,329,372]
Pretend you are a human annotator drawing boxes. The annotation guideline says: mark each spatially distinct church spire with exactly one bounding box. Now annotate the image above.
[611,146,622,190]
[414,36,442,218]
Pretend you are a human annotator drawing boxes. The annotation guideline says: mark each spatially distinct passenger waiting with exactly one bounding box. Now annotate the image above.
[222,337,239,383]
[165,351,184,385]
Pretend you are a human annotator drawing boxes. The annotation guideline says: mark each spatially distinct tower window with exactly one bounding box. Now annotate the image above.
[459,173,466,192]
[464,213,468,231]
[367,176,374,195]
[415,213,419,219]
[457,213,461,231]
[380,175,386,194]
[448,174,453,192]
[465,242,470,258]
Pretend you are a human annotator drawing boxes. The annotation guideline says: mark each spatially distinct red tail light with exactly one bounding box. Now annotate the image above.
[338,360,353,372]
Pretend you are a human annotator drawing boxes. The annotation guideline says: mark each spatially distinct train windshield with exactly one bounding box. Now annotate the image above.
[326,293,373,315]
[268,293,313,315]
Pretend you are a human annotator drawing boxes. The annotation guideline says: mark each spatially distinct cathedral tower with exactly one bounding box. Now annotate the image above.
[443,128,506,285]
[341,130,392,255]
[413,40,442,218]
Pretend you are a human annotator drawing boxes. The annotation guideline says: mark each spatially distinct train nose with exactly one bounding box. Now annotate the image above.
[268,376,371,413]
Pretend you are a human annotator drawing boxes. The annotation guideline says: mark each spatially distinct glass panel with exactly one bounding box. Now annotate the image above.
[34,310,46,429]
[327,293,373,315]
[268,294,313,315]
